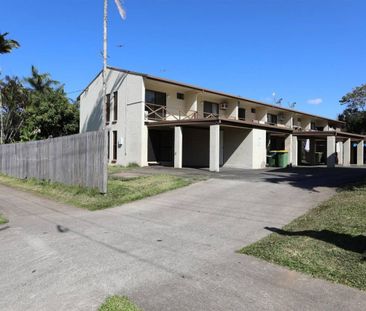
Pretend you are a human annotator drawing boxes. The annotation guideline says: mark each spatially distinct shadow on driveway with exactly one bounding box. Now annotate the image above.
[265,226,366,255]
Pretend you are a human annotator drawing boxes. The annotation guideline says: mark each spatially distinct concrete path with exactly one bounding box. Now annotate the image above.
[0,168,366,311]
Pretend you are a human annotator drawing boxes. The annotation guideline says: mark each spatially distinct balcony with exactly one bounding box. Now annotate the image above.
[145,103,198,121]
[144,103,295,131]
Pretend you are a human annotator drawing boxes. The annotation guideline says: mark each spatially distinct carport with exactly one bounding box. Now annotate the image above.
[294,131,365,167]
[147,118,292,171]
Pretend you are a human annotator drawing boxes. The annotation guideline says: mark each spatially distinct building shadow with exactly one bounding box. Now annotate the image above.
[260,166,366,192]
[265,226,366,256]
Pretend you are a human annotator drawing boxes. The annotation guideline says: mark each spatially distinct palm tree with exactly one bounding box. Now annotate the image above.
[0,32,20,54]
[25,66,59,92]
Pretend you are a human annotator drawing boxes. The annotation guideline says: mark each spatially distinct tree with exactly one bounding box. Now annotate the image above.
[24,65,58,93]
[23,66,79,140]
[0,32,20,54]
[338,84,366,134]
[0,76,29,143]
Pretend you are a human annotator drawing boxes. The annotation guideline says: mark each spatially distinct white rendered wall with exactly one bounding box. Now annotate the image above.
[79,69,146,166]
[252,129,267,168]
[223,127,266,169]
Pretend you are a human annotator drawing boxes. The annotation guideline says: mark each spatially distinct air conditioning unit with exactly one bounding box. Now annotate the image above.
[220,102,228,110]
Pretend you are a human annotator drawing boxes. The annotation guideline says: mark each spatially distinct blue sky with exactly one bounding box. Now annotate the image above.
[1,0,365,119]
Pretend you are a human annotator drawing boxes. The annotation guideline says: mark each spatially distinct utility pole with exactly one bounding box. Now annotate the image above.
[101,0,126,193]
[0,90,3,144]
[102,0,108,129]
[101,0,109,194]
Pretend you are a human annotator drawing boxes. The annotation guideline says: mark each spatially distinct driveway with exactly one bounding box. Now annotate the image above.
[0,167,365,311]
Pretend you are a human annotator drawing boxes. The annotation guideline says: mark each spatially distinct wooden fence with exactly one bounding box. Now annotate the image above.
[0,131,107,193]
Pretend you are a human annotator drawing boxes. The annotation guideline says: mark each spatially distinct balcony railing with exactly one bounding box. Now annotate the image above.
[144,103,293,129]
[145,103,200,121]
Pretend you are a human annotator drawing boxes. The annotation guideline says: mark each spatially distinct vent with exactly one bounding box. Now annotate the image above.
[220,102,228,110]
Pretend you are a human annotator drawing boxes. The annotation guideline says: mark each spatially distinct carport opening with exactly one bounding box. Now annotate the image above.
[148,128,174,166]
[351,142,357,165]
[297,139,327,166]
[182,127,210,168]
[267,134,285,151]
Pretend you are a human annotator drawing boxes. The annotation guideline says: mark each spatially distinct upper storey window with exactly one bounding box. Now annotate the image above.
[203,101,219,118]
[113,91,118,121]
[145,90,166,106]
[238,108,246,120]
[106,94,111,123]
[267,113,278,125]
[145,90,167,120]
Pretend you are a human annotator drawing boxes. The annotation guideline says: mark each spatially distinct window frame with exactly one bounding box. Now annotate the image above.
[113,91,118,121]
[106,93,111,123]
[203,101,219,117]
[238,108,246,120]
[267,113,278,125]
[112,130,117,161]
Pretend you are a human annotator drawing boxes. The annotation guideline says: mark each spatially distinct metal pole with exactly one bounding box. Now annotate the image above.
[101,0,108,193]
[0,90,3,144]
[102,0,108,129]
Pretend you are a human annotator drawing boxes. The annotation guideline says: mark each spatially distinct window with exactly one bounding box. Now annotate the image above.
[311,121,316,130]
[203,101,219,117]
[145,90,166,106]
[113,91,118,121]
[106,94,111,123]
[238,108,246,120]
[107,131,110,160]
[177,92,185,100]
[112,131,117,161]
[267,113,278,125]
[251,108,256,114]
[145,90,167,119]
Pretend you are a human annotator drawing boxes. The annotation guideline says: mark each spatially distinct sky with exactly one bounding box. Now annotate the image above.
[1,0,366,120]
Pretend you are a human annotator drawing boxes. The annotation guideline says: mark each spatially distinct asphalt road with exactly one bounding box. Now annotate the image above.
[0,167,365,310]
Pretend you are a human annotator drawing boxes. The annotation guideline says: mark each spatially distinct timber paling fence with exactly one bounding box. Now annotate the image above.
[0,131,107,193]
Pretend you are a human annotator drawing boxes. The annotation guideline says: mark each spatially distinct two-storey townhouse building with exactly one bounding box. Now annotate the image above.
[79,67,366,171]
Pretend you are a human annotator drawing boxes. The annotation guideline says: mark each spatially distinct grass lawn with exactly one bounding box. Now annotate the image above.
[239,182,366,290]
[108,164,139,175]
[0,172,193,211]
[99,296,142,311]
[0,213,8,224]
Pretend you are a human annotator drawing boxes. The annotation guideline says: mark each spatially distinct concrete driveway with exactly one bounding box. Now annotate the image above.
[0,167,365,311]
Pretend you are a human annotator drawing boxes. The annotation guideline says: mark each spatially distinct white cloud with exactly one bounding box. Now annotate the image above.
[307,98,323,105]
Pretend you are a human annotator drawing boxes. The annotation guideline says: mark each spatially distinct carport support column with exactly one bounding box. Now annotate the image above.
[326,136,336,168]
[285,134,294,166]
[292,135,298,166]
[209,124,220,172]
[336,141,343,165]
[357,140,364,165]
[343,138,351,166]
[310,139,316,165]
[174,126,183,168]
